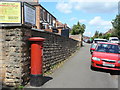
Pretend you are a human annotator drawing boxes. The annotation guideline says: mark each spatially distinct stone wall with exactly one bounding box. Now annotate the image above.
[31,29,80,74]
[1,26,81,87]
[1,26,31,87]
[0,27,5,89]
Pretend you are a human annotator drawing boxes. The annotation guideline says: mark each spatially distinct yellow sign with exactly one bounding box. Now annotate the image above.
[0,2,21,23]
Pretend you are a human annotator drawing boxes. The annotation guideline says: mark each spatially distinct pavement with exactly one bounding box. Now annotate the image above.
[26,43,118,88]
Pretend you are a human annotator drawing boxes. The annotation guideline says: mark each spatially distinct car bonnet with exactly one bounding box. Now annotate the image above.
[92,51,120,60]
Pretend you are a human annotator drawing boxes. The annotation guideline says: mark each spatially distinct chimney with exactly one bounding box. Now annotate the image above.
[33,0,39,3]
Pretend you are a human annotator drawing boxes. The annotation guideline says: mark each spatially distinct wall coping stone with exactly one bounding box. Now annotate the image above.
[0,24,32,29]
[31,28,79,42]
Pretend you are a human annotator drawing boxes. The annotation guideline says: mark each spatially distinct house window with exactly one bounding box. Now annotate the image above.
[43,9,45,21]
[49,15,51,25]
[47,13,49,23]
[53,19,56,27]
[44,12,47,21]
[51,17,53,26]
[40,8,43,21]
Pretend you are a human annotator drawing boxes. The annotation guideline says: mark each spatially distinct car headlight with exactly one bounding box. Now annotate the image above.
[118,61,120,63]
[92,57,100,61]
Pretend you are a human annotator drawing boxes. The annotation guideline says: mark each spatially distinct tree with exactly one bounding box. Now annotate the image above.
[102,33,112,39]
[99,32,103,37]
[71,22,86,35]
[93,31,99,38]
[111,15,120,39]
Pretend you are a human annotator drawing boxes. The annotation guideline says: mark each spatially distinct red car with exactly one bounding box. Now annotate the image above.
[90,39,108,54]
[91,42,120,71]
[90,43,98,54]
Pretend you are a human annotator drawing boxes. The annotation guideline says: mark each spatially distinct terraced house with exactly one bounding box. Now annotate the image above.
[30,2,57,32]
[30,0,70,35]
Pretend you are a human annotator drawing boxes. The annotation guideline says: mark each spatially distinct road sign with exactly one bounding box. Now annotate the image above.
[23,2,36,26]
[0,2,22,24]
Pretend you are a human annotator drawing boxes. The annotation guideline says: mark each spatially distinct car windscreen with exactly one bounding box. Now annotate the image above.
[91,43,97,48]
[95,44,120,54]
[111,39,119,41]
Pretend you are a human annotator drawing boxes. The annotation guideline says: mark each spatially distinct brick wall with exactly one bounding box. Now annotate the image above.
[35,6,40,29]
[1,26,81,87]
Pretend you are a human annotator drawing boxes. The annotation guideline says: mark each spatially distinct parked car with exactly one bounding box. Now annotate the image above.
[91,42,120,71]
[90,43,98,54]
[109,37,120,44]
[84,39,91,43]
[92,38,108,43]
[90,38,108,54]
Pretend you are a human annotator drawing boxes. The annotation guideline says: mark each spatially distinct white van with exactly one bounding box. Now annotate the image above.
[109,37,119,43]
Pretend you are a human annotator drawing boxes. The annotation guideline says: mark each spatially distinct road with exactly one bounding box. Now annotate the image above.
[28,43,118,88]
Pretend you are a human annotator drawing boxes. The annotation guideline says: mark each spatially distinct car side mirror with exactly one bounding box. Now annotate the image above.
[92,48,96,51]
[91,50,95,54]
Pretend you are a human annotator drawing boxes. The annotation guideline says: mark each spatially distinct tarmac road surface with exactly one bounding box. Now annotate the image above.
[26,43,118,88]
[41,43,118,88]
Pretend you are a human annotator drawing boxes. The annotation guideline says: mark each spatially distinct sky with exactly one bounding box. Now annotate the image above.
[39,0,119,37]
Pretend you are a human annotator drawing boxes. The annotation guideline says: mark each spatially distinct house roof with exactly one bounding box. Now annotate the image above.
[28,2,40,6]
[29,2,56,20]
[57,21,65,27]
[56,21,70,29]
[104,29,115,35]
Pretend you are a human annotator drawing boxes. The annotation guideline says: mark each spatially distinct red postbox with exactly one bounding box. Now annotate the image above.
[29,37,45,87]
